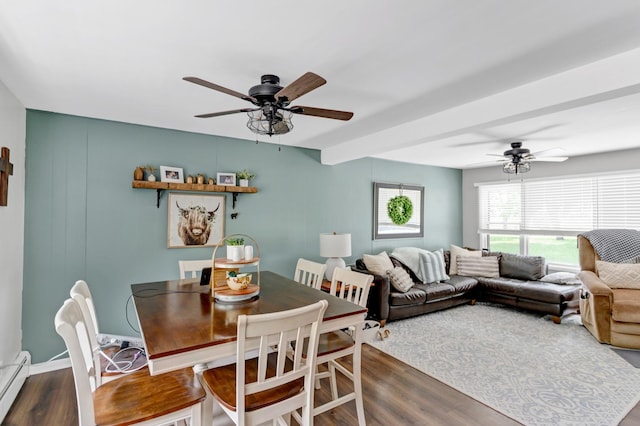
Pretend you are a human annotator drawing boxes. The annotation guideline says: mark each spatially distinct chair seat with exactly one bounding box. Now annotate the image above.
[317,330,355,357]
[201,352,304,413]
[94,367,205,425]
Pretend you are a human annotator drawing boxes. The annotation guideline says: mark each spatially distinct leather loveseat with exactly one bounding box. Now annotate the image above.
[354,249,581,326]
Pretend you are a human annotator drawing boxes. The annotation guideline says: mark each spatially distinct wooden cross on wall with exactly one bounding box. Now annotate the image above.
[0,147,14,206]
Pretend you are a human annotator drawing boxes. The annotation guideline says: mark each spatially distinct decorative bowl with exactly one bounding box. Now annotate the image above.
[226,273,252,291]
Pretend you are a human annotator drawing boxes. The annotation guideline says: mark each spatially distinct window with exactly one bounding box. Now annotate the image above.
[477,170,640,267]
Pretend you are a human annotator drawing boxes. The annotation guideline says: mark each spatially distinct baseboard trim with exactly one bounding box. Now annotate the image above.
[29,358,71,375]
[0,351,30,423]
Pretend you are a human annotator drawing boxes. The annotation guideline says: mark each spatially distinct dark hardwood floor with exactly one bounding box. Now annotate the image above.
[4,344,640,425]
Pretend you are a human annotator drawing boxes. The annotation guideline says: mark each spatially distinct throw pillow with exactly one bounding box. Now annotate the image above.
[623,255,640,264]
[386,266,414,292]
[362,251,395,276]
[449,244,482,275]
[541,272,582,285]
[419,249,449,283]
[500,253,546,281]
[457,256,500,278]
[596,261,640,289]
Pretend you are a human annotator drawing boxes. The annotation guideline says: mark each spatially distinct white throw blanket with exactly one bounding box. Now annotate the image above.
[390,247,441,283]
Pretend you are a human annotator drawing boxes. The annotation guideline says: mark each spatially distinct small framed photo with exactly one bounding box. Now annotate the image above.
[160,166,184,183]
[217,172,236,186]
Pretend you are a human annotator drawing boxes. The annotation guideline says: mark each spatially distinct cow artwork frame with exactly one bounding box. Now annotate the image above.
[167,193,225,248]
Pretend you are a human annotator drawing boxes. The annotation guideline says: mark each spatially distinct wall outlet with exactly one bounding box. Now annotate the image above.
[97,333,144,348]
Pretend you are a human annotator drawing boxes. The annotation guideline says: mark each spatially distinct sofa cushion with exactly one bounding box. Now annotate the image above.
[413,283,456,302]
[478,277,579,304]
[541,272,582,285]
[445,275,479,293]
[387,266,414,292]
[596,261,640,289]
[457,256,500,278]
[500,253,546,281]
[388,287,427,306]
[449,245,482,275]
[362,251,394,276]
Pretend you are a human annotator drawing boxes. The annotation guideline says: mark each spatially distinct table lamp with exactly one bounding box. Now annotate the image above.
[319,232,352,281]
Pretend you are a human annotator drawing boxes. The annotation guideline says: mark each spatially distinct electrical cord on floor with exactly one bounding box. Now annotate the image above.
[47,349,69,362]
[99,346,148,373]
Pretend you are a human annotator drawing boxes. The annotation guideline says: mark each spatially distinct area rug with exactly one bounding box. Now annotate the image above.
[368,303,640,426]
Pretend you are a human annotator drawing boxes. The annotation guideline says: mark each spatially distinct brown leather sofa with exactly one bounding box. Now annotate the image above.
[577,235,640,349]
[355,251,581,325]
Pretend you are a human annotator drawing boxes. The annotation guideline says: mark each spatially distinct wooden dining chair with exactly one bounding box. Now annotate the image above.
[293,258,327,290]
[308,267,372,425]
[55,298,206,426]
[198,299,328,426]
[70,280,145,383]
[179,259,211,279]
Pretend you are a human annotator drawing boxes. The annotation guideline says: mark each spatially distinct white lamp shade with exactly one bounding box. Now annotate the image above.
[319,233,352,258]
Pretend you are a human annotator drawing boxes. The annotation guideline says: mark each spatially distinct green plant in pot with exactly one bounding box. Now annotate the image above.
[236,169,255,187]
[226,237,245,261]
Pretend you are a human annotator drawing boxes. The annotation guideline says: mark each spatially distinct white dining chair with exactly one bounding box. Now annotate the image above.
[306,267,372,425]
[55,298,206,426]
[70,280,145,383]
[293,258,327,290]
[179,259,211,279]
[198,299,328,426]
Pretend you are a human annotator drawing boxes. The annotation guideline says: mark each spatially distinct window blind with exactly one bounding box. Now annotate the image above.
[478,171,640,235]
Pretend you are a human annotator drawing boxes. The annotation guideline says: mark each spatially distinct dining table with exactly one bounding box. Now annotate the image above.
[131,270,368,376]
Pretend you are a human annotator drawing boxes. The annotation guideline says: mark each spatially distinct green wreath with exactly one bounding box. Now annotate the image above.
[387,195,413,225]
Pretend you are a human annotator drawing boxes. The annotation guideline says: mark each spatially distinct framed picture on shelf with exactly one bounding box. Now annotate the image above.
[160,166,184,183]
[167,193,225,248]
[217,172,236,186]
[373,182,424,240]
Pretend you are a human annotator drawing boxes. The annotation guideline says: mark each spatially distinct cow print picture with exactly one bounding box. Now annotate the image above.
[167,193,225,248]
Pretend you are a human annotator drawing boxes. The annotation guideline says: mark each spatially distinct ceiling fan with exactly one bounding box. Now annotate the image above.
[488,141,568,174]
[183,72,353,136]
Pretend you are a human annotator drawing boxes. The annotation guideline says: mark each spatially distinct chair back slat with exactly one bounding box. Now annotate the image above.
[330,268,374,307]
[294,258,327,290]
[179,259,211,279]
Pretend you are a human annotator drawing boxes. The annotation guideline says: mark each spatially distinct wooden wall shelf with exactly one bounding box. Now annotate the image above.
[132,180,258,208]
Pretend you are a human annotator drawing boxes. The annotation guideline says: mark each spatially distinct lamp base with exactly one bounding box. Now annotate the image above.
[325,257,346,281]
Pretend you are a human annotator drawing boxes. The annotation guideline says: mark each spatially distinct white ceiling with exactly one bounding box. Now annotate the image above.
[1,1,640,169]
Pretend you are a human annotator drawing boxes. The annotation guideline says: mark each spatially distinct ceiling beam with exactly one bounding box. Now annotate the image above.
[321,48,640,165]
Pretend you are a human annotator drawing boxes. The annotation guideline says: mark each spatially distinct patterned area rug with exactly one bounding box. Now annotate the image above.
[368,303,640,426]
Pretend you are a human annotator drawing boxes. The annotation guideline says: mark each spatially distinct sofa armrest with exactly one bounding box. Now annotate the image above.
[352,267,390,323]
[578,270,612,343]
[578,270,612,297]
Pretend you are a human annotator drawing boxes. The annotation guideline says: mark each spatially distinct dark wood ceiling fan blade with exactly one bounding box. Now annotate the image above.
[275,72,326,103]
[183,77,258,104]
[290,106,353,121]
[195,108,258,118]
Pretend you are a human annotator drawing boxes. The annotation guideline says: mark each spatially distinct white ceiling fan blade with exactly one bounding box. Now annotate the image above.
[531,147,566,157]
[530,156,568,162]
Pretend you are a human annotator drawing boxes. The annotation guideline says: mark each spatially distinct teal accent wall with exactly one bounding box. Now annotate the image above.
[24,110,462,362]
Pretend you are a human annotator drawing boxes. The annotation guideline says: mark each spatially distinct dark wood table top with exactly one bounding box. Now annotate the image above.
[132,271,368,364]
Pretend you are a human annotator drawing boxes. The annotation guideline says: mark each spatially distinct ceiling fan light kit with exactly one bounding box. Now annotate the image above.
[183,72,353,137]
[492,141,567,175]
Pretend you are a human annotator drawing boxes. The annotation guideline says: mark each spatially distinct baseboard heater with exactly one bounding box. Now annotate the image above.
[0,351,30,423]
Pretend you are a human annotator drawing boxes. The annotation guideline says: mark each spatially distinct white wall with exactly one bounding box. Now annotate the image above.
[462,147,640,248]
[0,80,26,368]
